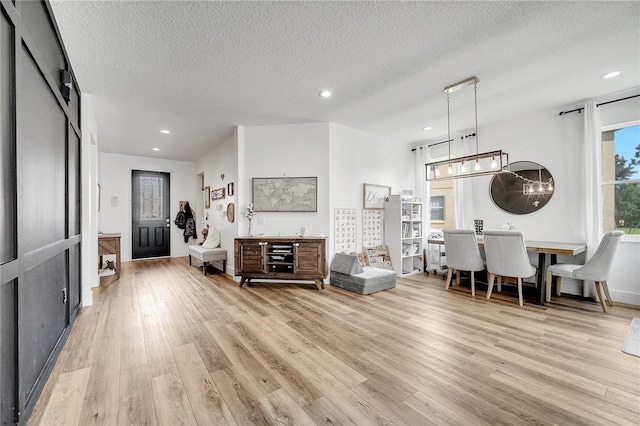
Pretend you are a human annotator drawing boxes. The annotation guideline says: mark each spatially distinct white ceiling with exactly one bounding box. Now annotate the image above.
[49,1,640,162]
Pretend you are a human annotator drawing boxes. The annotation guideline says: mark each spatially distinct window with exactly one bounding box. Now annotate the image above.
[602,123,640,235]
[430,196,445,221]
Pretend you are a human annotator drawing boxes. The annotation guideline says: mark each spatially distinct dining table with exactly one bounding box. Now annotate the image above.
[428,237,587,305]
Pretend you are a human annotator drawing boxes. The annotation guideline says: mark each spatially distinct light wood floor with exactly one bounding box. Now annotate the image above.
[29,257,640,426]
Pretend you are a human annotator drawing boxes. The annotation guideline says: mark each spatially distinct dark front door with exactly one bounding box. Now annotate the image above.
[131,170,171,259]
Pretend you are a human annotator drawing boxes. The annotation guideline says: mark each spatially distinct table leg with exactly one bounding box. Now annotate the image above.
[535,253,546,305]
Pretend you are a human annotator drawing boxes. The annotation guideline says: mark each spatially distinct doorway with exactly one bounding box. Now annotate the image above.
[131,170,171,259]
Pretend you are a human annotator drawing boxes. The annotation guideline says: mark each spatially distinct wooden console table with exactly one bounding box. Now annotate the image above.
[98,233,121,280]
[234,237,327,290]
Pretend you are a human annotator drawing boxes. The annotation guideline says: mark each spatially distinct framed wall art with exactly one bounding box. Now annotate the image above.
[252,177,317,212]
[334,208,357,254]
[211,187,225,200]
[203,186,210,208]
[363,183,390,209]
[362,209,383,247]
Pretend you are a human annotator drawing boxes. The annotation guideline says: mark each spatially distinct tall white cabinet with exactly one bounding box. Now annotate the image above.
[384,199,424,276]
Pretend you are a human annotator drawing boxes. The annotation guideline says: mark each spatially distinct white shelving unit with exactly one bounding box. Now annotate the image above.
[384,199,424,276]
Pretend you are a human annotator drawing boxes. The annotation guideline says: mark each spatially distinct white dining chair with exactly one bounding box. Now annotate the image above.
[443,229,485,297]
[483,230,537,307]
[545,230,624,311]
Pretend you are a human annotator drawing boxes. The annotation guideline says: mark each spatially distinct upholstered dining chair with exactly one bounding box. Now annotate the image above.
[483,230,537,307]
[443,229,485,297]
[545,230,624,312]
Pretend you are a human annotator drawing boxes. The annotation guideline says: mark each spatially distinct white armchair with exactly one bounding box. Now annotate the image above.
[443,229,485,297]
[483,230,537,307]
[545,231,624,311]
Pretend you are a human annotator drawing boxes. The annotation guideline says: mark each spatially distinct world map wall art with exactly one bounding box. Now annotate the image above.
[252,177,318,212]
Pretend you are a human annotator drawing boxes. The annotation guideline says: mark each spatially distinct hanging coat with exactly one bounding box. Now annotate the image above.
[183,201,197,243]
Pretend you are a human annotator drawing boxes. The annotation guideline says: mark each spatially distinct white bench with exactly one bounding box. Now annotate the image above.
[188,245,227,276]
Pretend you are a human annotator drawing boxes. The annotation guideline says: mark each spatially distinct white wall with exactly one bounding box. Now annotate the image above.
[194,131,238,273]
[329,123,414,260]
[80,94,99,306]
[99,153,196,261]
[470,110,583,242]
[239,123,331,240]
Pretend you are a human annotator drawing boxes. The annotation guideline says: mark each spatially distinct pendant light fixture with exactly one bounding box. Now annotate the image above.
[426,76,509,181]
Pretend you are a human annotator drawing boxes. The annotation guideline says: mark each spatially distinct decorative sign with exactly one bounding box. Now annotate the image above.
[363,183,390,209]
[474,219,484,235]
[362,209,383,247]
[211,187,225,200]
[334,208,357,254]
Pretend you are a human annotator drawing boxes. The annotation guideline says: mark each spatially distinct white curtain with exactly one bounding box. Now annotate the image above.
[583,102,603,297]
[414,145,429,235]
[452,135,476,229]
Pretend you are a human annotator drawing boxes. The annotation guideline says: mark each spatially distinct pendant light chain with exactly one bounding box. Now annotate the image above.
[427,75,509,181]
[447,93,453,174]
[474,82,479,156]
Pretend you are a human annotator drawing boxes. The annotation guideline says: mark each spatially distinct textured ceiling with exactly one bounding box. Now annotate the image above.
[49,1,640,162]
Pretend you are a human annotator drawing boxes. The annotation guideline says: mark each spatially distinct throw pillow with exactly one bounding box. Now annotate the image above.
[202,227,220,248]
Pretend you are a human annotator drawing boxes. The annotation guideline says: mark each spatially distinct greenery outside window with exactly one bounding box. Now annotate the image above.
[602,123,640,235]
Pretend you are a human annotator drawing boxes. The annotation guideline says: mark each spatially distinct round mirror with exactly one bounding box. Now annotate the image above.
[490,161,554,214]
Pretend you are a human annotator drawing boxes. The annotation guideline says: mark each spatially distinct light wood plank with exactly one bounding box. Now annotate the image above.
[173,342,237,426]
[118,364,157,426]
[151,372,196,426]
[39,367,91,426]
[259,388,317,426]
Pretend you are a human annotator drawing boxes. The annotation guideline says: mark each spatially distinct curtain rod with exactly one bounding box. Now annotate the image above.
[558,94,640,116]
[425,133,476,148]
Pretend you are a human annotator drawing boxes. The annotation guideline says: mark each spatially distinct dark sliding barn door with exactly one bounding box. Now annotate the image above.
[0,1,82,424]
[131,170,171,259]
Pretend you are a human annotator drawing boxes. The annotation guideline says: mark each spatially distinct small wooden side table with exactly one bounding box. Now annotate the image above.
[98,233,121,280]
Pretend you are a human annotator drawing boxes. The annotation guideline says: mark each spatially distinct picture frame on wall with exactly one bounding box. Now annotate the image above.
[252,177,317,212]
[211,187,225,200]
[203,186,210,209]
[363,183,391,209]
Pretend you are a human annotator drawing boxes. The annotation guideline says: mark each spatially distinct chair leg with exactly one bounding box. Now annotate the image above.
[545,270,553,302]
[497,276,502,293]
[556,276,562,296]
[594,281,607,312]
[456,269,461,286]
[470,271,476,297]
[445,268,454,290]
[486,273,495,300]
[517,277,524,307]
[602,280,614,306]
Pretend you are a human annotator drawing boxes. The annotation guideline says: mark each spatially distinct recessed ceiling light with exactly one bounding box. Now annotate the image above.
[319,90,332,98]
[423,126,432,131]
[152,147,160,151]
[160,129,170,134]
[601,71,621,79]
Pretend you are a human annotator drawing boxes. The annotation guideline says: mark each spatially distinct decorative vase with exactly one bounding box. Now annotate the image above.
[248,220,253,237]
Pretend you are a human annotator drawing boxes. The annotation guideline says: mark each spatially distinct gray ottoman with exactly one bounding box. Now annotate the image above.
[188,245,227,275]
[330,253,397,295]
